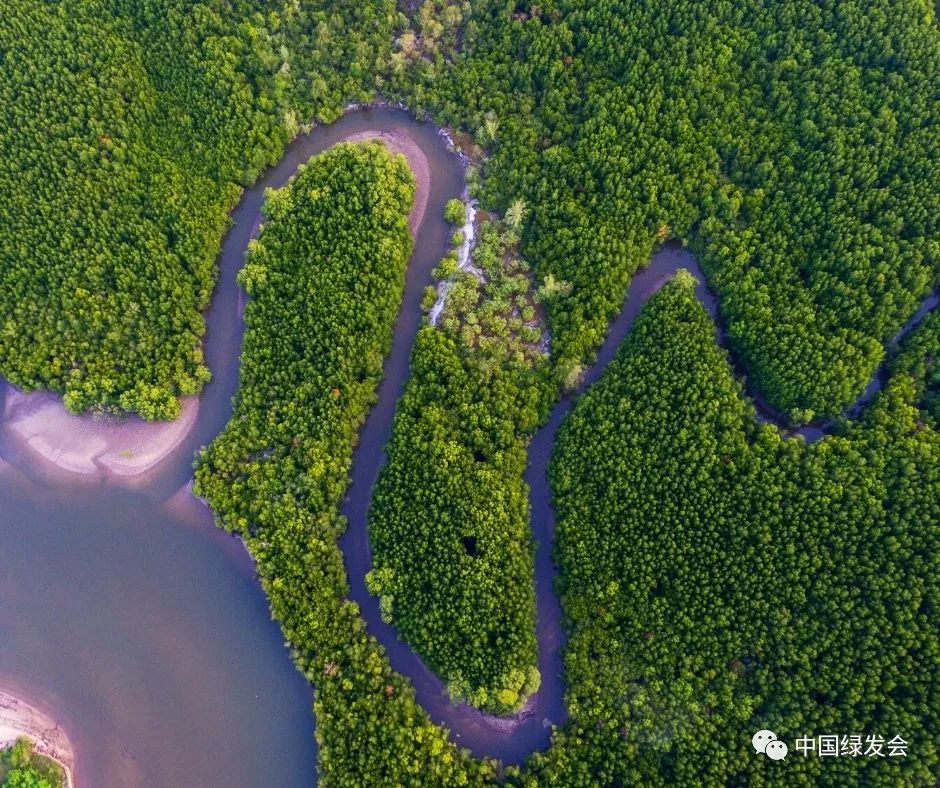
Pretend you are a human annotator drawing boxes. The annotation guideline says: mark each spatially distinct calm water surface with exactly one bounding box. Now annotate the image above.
[0,480,316,786]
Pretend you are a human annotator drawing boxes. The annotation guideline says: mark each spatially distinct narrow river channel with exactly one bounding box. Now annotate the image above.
[0,109,463,787]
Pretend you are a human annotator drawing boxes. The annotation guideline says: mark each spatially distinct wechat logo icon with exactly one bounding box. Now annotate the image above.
[753,730,788,761]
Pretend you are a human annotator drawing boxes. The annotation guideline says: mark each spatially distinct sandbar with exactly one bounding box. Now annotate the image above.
[1,383,198,480]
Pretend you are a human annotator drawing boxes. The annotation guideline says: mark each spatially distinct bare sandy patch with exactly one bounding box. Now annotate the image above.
[161,480,206,526]
[0,689,74,787]
[1,383,198,481]
[344,130,431,236]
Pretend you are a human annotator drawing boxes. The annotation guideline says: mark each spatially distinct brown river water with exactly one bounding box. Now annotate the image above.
[0,108,935,784]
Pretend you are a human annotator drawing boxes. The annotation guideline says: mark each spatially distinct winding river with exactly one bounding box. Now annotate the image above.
[0,108,935,783]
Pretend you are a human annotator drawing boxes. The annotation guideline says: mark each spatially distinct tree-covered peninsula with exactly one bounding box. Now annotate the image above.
[0,0,399,417]
[368,214,551,713]
[542,274,938,785]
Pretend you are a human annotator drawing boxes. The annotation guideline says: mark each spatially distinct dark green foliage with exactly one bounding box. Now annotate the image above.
[6,0,938,782]
[275,2,400,124]
[199,141,415,506]
[368,326,549,712]
[367,213,551,713]
[538,274,938,785]
[0,0,398,418]
[194,144,492,784]
[890,309,940,427]
[397,0,939,420]
[0,1,272,417]
[0,739,62,788]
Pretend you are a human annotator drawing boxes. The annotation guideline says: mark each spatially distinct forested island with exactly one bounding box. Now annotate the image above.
[1,0,937,785]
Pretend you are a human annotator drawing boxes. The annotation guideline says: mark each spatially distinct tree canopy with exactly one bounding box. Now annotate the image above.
[0,739,63,788]
[890,308,940,427]
[193,143,500,784]
[537,274,938,785]
[0,0,399,417]
[368,214,551,711]
[395,0,939,420]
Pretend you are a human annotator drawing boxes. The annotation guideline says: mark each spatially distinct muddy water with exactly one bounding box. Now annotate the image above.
[0,104,935,783]
[0,481,316,787]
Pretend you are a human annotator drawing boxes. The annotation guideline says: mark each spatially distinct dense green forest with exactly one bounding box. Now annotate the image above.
[3,0,935,421]
[368,215,550,712]
[0,0,397,417]
[3,0,938,784]
[890,309,940,428]
[398,0,939,420]
[199,196,938,783]
[541,274,938,785]
[192,144,497,784]
[0,739,64,788]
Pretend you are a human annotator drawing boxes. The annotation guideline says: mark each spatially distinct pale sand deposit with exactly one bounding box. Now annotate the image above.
[1,384,198,479]
[0,689,74,787]
[161,480,207,527]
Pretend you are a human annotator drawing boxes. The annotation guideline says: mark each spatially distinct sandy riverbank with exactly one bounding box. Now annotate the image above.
[0,689,74,787]
[1,383,199,481]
